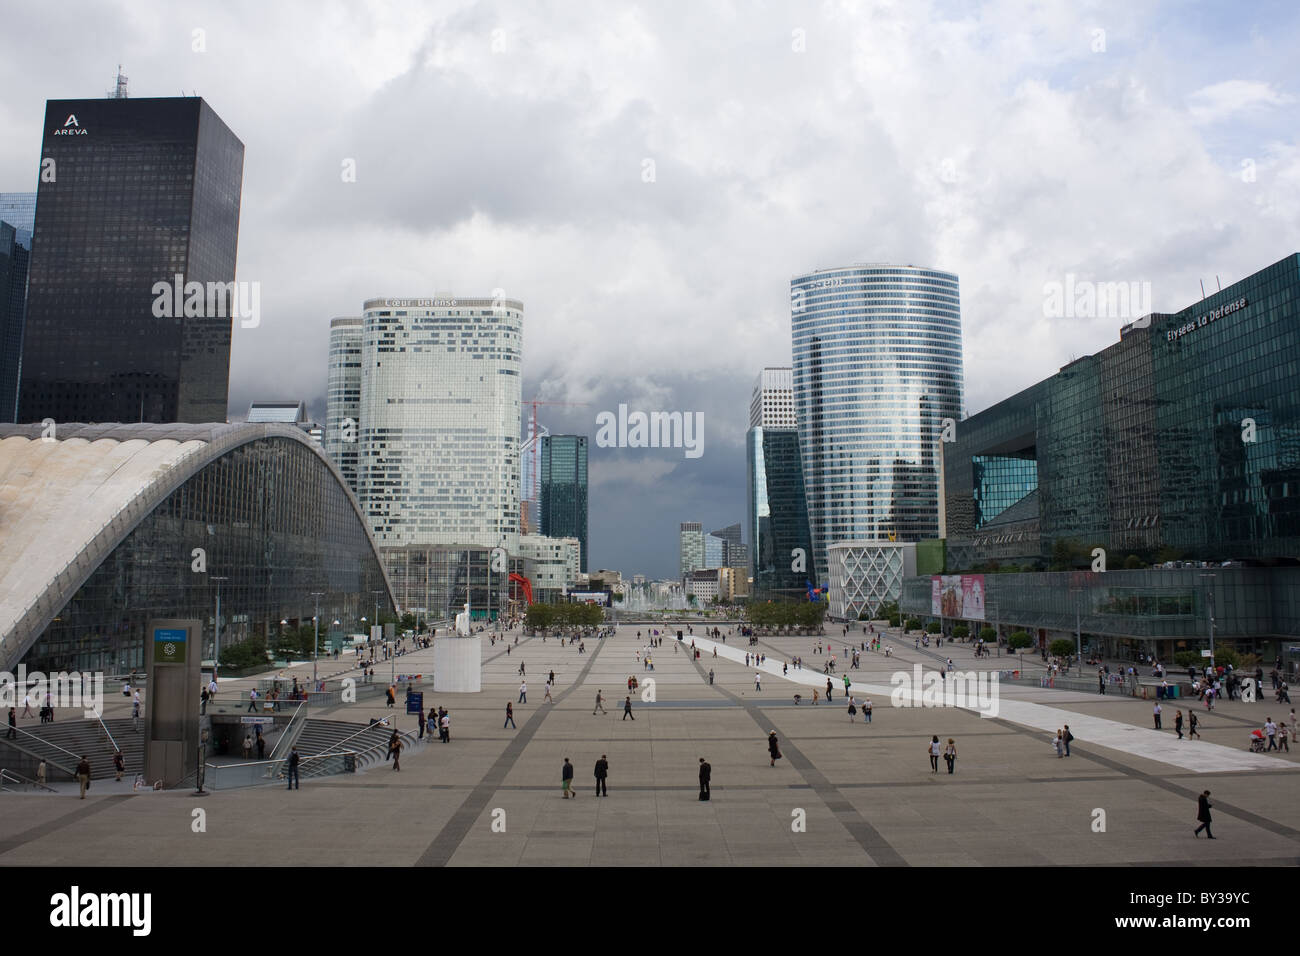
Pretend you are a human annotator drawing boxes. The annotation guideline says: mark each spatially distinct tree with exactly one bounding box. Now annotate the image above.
[978,626,997,643]
[952,624,969,640]
[1008,631,1033,650]
[1123,554,1144,570]
[1049,638,1075,658]
[925,621,941,634]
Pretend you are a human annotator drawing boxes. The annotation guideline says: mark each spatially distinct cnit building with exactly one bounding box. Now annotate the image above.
[899,253,1300,670]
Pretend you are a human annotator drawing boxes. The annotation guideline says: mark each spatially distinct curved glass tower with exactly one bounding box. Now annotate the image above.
[791,264,963,580]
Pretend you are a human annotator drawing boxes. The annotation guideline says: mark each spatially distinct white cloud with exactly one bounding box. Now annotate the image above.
[1187,79,1294,125]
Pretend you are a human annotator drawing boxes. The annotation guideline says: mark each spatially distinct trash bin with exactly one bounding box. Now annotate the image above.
[1156,685,1165,699]
[1168,684,1178,699]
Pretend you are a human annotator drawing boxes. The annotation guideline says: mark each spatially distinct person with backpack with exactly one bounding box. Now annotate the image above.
[943,738,957,773]
[286,747,300,789]
[847,697,858,722]
[1063,725,1074,756]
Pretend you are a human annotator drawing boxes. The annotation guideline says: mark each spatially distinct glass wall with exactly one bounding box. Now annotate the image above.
[19,436,392,674]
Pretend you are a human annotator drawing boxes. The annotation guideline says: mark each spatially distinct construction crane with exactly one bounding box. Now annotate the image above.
[521,397,589,533]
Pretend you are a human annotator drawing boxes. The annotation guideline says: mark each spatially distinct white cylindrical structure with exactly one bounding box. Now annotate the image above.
[434,635,482,693]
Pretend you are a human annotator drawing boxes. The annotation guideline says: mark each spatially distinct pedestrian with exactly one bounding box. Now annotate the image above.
[1054,730,1065,758]
[755,673,762,691]
[708,668,714,685]
[247,688,258,713]
[391,735,402,771]
[594,755,609,796]
[6,706,15,739]
[418,708,426,739]
[286,747,300,789]
[76,755,91,799]
[518,680,527,704]
[943,738,957,773]
[242,734,253,759]
[1189,711,1200,739]
[812,689,819,705]
[113,749,125,781]
[256,733,266,760]
[1174,710,1184,739]
[504,701,516,729]
[544,680,554,703]
[386,685,395,708]
[439,712,450,743]
[132,696,141,732]
[1265,717,1278,750]
[928,735,941,771]
[36,758,46,787]
[623,696,635,720]
[561,757,575,798]
[1063,724,1073,756]
[1193,790,1214,838]
[1153,702,1162,730]
[826,678,833,702]
[593,690,606,715]
[768,731,782,766]
[864,698,872,723]
[698,757,711,800]
[1279,722,1292,753]
[847,697,857,722]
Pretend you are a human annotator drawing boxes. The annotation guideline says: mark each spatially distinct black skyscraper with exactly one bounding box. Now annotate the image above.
[18,97,244,424]
[540,434,589,573]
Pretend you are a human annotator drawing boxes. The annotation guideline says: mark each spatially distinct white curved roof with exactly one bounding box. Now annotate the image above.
[0,422,393,670]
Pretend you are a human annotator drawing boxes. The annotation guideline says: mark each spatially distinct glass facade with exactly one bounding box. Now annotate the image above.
[539,434,588,572]
[358,298,522,553]
[747,426,815,599]
[942,253,1300,564]
[16,434,392,675]
[0,221,30,422]
[791,264,964,579]
[325,316,362,495]
[381,545,506,622]
[19,98,244,424]
[0,193,36,246]
[679,522,703,578]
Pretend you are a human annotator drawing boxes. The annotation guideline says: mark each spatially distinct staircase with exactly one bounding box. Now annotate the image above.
[0,718,141,781]
[293,719,420,774]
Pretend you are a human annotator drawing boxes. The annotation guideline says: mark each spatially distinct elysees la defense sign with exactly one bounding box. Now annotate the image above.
[1167,296,1248,343]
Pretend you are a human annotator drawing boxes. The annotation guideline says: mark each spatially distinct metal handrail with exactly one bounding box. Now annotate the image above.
[0,767,57,792]
[95,713,121,755]
[268,701,307,761]
[6,723,83,763]
[312,718,402,757]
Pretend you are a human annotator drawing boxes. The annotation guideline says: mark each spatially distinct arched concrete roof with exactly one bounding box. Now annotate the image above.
[0,422,396,670]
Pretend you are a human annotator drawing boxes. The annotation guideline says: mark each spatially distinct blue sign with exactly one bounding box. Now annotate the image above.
[153,627,188,663]
[406,692,424,715]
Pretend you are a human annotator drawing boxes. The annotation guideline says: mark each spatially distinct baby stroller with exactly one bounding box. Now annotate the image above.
[1249,729,1266,753]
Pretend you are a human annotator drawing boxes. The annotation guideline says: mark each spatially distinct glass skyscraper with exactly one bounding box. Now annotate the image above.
[791,264,964,579]
[325,316,362,495]
[747,426,815,599]
[0,221,30,422]
[679,522,704,578]
[18,97,244,424]
[539,434,588,572]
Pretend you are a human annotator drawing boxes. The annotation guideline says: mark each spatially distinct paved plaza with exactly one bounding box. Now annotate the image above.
[2,624,1298,866]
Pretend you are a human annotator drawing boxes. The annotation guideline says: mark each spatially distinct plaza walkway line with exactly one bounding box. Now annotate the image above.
[685,635,1281,775]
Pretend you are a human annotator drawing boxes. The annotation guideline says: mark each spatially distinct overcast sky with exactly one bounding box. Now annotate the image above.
[3,0,1299,579]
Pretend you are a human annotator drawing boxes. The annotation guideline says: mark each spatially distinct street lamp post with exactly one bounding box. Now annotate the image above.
[310,592,324,686]
[212,576,229,679]
[1201,573,1216,673]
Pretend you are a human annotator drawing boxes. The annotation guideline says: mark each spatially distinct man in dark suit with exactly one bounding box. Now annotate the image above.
[1194,790,1214,839]
[698,757,711,800]
[594,755,609,796]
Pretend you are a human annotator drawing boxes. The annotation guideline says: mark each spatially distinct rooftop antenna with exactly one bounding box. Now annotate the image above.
[108,65,128,99]
[1199,279,1206,300]
[1216,275,1222,291]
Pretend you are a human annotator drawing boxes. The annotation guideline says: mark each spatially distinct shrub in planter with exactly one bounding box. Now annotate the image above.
[1008,631,1033,650]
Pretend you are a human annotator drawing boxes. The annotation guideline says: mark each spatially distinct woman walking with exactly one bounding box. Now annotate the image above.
[504,701,516,729]
[768,731,782,767]
[943,738,957,774]
[928,735,941,772]
[847,697,858,722]
[1174,710,1184,739]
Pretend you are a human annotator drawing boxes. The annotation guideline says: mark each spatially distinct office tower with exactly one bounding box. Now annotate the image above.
[19,96,244,424]
[750,366,795,428]
[709,522,747,568]
[679,521,704,578]
[359,296,522,549]
[705,533,725,568]
[0,221,31,422]
[539,434,589,573]
[325,316,362,495]
[748,425,816,598]
[791,264,963,578]
[0,193,36,247]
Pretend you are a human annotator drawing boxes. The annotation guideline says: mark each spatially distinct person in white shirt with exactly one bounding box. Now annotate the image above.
[1265,718,1278,750]
[928,735,942,772]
